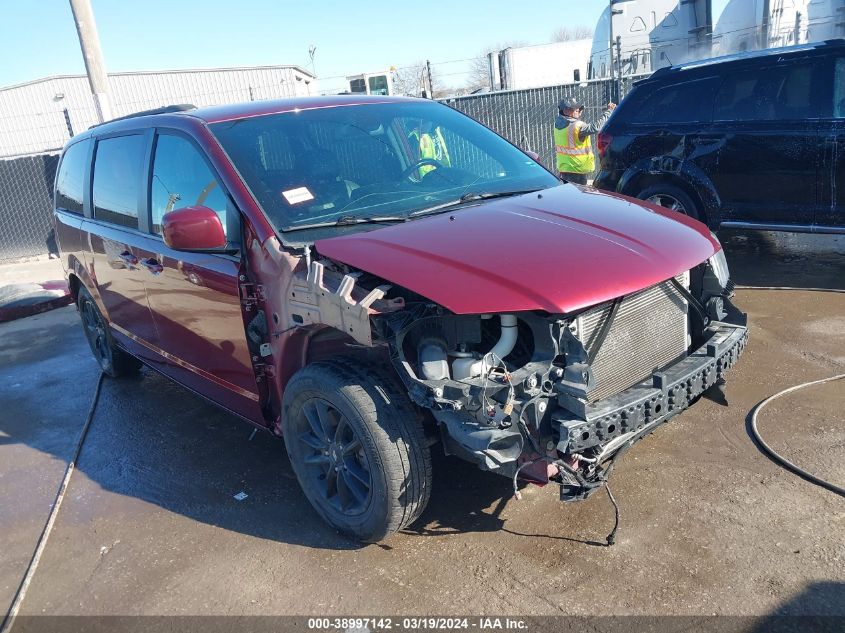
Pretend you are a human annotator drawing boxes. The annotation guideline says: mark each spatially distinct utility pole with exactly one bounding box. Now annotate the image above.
[608,1,623,102]
[615,36,622,98]
[761,0,771,49]
[608,0,615,83]
[68,0,112,123]
[425,60,434,99]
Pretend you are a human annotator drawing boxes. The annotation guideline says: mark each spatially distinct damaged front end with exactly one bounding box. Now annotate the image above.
[371,254,748,502]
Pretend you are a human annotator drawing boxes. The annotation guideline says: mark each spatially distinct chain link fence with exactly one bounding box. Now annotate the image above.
[0,75,647,262]
[441,75,646,175]
[0,150,62,263]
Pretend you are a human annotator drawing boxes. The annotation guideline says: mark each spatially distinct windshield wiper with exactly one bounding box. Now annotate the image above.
[458,189,540,202]
[284,215,407,232]
[409,189,541,218]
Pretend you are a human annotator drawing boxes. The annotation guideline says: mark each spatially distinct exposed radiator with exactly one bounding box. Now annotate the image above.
[574,274,689,402]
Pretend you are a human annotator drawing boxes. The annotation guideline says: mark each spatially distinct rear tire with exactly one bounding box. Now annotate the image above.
[77,286,142,378]
[638,183,701,221]
[281,359,431,542]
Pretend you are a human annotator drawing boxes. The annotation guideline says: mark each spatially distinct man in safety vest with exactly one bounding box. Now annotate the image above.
[554,96,615,185]
[408,124,451,179]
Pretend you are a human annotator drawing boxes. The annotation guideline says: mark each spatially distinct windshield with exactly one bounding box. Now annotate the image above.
[210,101,558,235]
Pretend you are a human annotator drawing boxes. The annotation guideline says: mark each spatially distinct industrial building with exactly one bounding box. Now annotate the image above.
[0,64,317,157]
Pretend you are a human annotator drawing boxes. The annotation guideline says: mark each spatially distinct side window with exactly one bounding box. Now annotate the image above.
[55,139,89,214]
[92,135,145,229]
[835,58,845,119]
[151,134,228,236]
[629,77,720,124]
[714,63,817,122]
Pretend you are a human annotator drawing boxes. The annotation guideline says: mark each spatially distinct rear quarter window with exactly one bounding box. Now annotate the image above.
[55,140,90,214]
[714,62,819,121]
[834,57,845,118]
[92,135,146,229]
[627,76,720,124]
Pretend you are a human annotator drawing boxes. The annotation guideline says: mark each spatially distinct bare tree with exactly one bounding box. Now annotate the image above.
[392,61,439,97]
[551,25,594,42]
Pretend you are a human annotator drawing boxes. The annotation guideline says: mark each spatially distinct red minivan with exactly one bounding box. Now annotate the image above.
[54,97,747,541]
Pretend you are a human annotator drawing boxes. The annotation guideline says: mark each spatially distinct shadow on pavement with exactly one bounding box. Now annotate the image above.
[718,230,845,290]
[749,581,845,632]
[1,308,539,552]
[1,229,842,557]
[400,448,610,547]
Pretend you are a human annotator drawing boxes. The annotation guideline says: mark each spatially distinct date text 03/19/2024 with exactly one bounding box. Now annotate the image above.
[307,617,529,630]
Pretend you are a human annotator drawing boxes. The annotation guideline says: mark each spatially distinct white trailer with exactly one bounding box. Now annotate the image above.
[712,0,845,57]
[346,71,394,96]
[488,40,593,91]
[589,0,712,79]
[588,0,843,81]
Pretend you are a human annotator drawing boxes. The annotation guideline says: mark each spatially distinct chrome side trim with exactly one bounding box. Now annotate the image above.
[719,221,845,235]
[110,323,260,402]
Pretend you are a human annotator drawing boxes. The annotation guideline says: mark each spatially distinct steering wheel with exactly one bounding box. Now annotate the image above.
[401,158,444,182]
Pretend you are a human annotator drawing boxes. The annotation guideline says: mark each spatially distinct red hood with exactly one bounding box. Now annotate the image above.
[315,184,720,315]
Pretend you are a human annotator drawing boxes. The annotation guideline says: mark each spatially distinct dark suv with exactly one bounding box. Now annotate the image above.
[595,39,845,234]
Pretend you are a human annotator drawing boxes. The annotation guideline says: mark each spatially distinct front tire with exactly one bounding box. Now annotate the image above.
[638,183,701,221]
[77,286,141,378]
[281,359,431,542]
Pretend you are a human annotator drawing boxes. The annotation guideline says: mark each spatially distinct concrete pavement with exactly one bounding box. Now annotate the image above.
[0,231,842,620]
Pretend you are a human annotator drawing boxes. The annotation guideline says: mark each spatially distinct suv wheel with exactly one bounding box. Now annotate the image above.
[638,184,701,221]
[282,359,431,542]
[77,286,142,377]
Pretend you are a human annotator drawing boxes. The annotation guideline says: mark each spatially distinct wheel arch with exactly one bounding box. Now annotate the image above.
[275,324,397,414]
[65,255,110,320]
[617,158,722,229]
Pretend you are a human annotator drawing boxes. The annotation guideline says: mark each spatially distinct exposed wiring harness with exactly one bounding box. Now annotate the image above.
[511,449,623,546]
[749,373,845,498]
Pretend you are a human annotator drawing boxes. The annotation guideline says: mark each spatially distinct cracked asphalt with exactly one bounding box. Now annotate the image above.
[0,230,842,620]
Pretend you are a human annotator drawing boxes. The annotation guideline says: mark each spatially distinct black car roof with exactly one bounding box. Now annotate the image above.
[643,39,845,84]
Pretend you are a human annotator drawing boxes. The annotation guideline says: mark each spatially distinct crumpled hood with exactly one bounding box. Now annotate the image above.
[315,184,720,315]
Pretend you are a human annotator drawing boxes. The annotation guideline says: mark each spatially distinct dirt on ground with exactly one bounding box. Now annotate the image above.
[0,231,842,622]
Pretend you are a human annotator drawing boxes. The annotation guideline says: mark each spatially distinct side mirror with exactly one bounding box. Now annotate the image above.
[162,206,227,251]
[525,150,541,163]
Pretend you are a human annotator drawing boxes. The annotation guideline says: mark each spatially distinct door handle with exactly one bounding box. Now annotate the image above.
[139,257,164,275]
[118,251,138,267]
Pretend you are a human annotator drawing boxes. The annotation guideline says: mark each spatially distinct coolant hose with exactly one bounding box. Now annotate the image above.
[452,314,518,380]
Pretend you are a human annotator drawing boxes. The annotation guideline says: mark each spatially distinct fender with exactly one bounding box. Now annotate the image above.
[65,252,111,323]
[616,156,723,230]
[53,209,111,322]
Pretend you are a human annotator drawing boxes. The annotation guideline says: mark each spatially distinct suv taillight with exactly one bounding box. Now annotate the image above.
[597,131,612,161]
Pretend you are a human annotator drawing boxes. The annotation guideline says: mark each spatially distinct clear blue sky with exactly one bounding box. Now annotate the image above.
[1,0,612,90]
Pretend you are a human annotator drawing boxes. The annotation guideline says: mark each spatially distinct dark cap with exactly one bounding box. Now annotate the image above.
[558,96,583,111]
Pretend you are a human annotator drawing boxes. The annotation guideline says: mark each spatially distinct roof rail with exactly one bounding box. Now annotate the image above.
[89,104,196,129]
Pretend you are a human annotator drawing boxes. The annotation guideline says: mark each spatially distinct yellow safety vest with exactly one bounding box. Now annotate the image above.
[554,121,594,174]
[409,128,451,176]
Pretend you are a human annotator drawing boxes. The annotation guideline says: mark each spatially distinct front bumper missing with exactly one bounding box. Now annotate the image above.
[553,321,749,456]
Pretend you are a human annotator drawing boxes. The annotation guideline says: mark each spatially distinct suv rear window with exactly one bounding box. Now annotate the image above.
[628,77,720,124]
[93,135,146,229]
[55,139,89,214]
[714,63,817,121]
